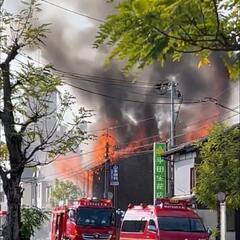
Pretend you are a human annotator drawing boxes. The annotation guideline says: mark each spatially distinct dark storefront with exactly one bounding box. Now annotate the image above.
[92,152,153,210]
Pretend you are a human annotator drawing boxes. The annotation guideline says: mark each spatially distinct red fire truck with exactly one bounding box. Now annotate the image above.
[120,198,211,240]
[50,198,120,240]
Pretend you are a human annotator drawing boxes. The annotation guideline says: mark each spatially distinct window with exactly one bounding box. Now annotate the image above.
[158,217,206,232]
[46,186,52,202]
[149,219,156,227]
[148,219,157,232]
[158,217,190,231]
[190,218,206,232]
[68,209,75,221]
[190,168,196,193]
[76,208,115,227]
[121,220,147,232]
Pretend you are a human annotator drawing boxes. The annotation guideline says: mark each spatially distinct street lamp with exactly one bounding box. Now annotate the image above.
[217,192,226,240]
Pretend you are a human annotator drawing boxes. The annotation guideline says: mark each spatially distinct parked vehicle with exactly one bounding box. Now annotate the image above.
[50,197,120,240]
[120,198,211,240]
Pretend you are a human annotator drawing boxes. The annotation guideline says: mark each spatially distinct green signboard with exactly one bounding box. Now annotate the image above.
[153,143,166,201]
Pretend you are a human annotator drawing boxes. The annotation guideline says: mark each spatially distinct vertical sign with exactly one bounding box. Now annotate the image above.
[110,164,119,186]
[153,143,166,202]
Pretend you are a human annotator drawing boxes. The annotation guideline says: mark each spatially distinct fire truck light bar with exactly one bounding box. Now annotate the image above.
[79,198,112,207]
[155,198,188,210]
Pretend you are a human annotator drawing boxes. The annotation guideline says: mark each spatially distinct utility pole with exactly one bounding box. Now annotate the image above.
[169,80,176,197]
[156,78,180,197]
[103,130,110,199]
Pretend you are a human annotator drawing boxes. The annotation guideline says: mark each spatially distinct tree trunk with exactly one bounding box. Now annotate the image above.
[2,176,22,240]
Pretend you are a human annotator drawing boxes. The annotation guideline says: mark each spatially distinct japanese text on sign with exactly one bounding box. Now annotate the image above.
[153,143,166,201]
[110,164,119,186]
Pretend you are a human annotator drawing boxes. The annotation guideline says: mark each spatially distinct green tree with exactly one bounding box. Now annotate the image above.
[94,0,240,79]
[50,179,81,206]
[0,1,93,239]
[196,124,240,209]
[19,207,50,240]
[0,142,8,161]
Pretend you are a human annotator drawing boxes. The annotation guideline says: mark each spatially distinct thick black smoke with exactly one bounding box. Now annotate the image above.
[40,0,232,147]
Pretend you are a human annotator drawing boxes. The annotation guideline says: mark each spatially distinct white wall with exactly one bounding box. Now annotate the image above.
[174,152,195,196]
[196,209,235,240]
[196,209,217,229]
[173,150,236,240]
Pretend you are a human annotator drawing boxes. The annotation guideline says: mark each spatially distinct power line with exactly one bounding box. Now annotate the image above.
[15,55,239,129]
[17,53,239,112]
[44,111,239,180]
[18,53,173,88]
[61,74,203,101]
[65,82,202,105]
[9,66,240,142]
[204,97,240,114]
[48,148,104,163]
[62,74,163,92]
[215,84,239,100]
[173,111,240,141]
[41,0,105,23]
[89,116,156,133]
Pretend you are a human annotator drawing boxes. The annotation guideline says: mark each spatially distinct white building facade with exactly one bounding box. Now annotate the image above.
[164,141,239,240]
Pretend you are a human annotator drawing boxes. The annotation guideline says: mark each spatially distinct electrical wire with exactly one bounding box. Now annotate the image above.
[44,110,239,181]
[17,53,239,112]
[18,53,185,88]
[173,111,240,141]
[48,148,104,162]
[65,82,202,105]
[41,0,105,23]
[11,56,239,178]
[204,97,240,114]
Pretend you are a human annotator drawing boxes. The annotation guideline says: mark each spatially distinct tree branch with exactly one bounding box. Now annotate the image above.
[19,113,47,134]
[24,120,59,162]
[11,80,22,90]
[212,0,220,39]
[0,42,21,66]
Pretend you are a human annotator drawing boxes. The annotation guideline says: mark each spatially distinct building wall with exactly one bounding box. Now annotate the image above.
[173,150,237,240]
[174,152,195,196]
[93,152,153,210]
[37,181,52,209]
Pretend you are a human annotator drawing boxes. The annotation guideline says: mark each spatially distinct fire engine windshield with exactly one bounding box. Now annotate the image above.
[76,208,115,227]
[158,217,206,232]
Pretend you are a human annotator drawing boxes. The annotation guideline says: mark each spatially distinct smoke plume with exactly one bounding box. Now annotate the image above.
[37,0,237,186]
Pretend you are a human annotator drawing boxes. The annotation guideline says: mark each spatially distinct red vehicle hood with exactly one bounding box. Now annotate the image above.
[159,230,208,240]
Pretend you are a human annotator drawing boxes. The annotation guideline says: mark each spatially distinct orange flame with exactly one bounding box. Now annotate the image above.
[53,154,93,197]
[93,131,117,166]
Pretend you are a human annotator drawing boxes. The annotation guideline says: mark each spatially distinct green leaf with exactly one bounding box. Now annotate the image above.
[94,0,240,78]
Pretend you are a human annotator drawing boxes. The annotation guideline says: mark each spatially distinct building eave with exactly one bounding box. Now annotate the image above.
[163,137,207,157]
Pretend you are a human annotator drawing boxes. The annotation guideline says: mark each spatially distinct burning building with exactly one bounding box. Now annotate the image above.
[24,0,238,210]
[93,151,154,210]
